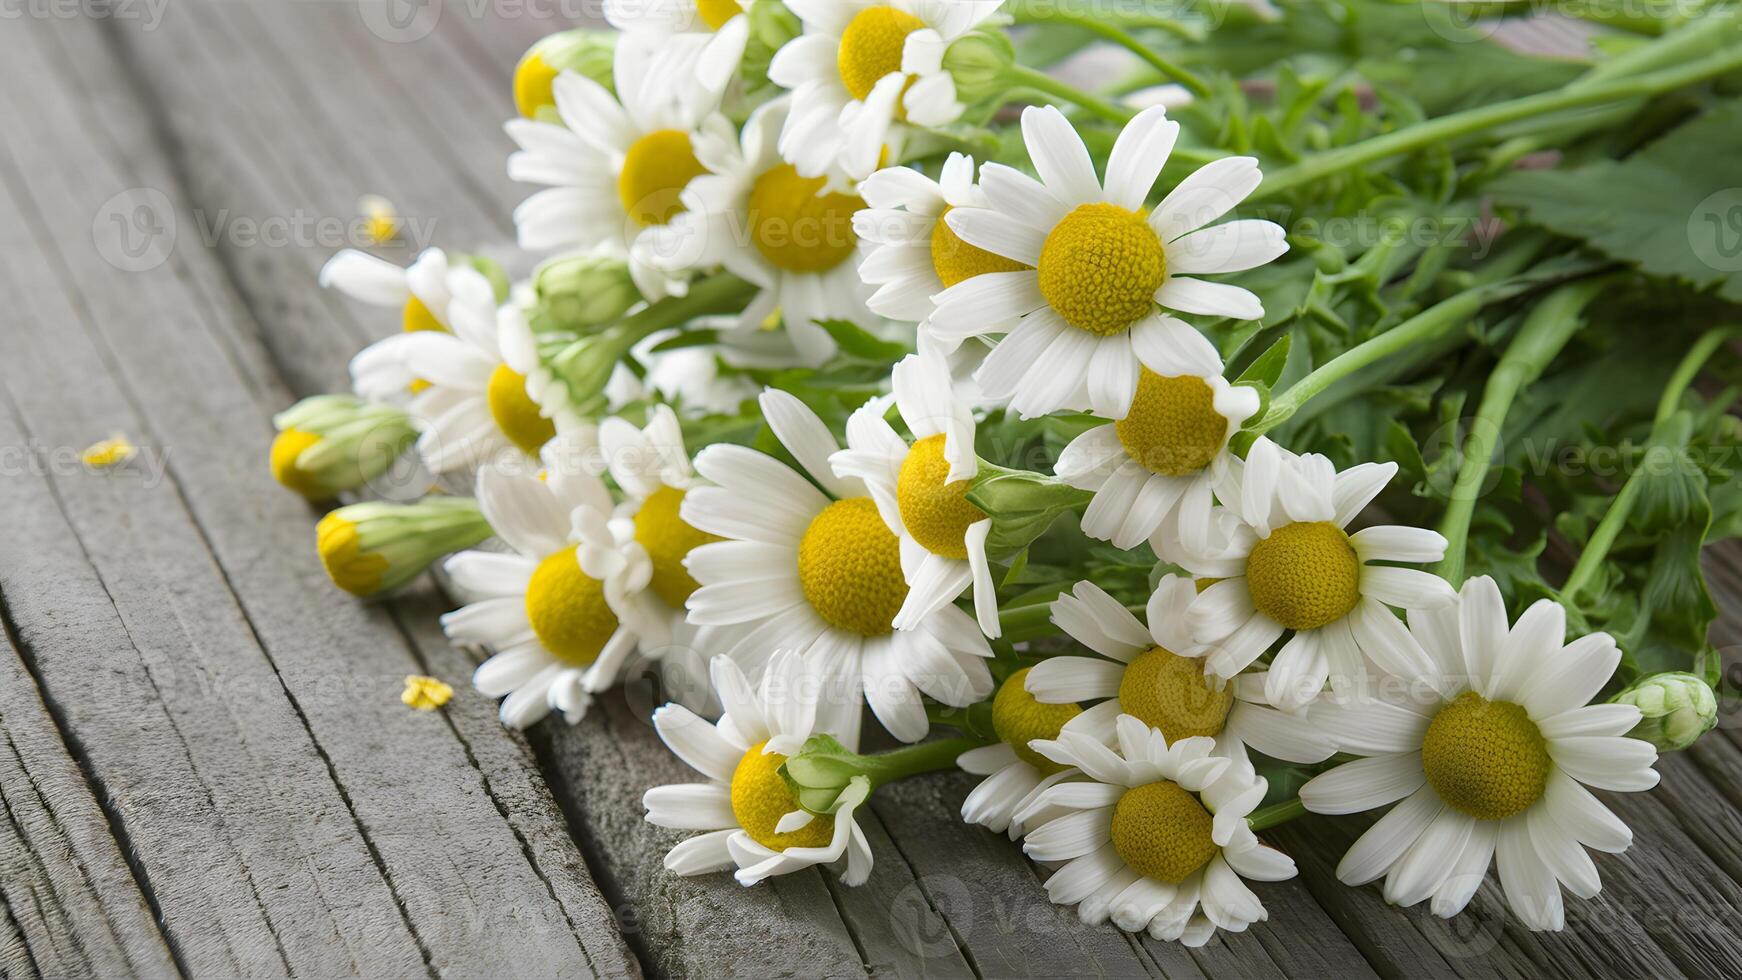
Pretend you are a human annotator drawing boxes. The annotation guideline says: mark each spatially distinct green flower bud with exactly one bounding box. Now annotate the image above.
[515,30,617,120]
[966,462,1093,558]
[270,395,417,501]
[1613,671,1718,751]
[942,29,1017,107]
[541,323,639,419]
[317,497,493,598]
[534,252,642,332]
[778,734,872,815]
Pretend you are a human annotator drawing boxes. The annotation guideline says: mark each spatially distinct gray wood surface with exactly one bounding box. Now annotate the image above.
[0,3,1737,978]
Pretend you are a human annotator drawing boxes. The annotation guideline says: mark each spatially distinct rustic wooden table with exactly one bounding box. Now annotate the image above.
[3,4,1741,978]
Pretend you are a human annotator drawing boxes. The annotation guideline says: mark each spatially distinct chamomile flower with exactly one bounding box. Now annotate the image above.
[506,34,719,300]
[853,152,1029,349]
[933,106,1286,419]
[1030,577,1335,766]
[1179,440,1456,710]
[603,0,751,113]
[321,247,477,340]
[770,1,1006,180]
[1299,576,1659,931]
[649,98,874,366]
[1018,715,1294,944]
[646,652,874,886]
[957,667,1091,837]
[682,389,994,748]
[830,349,1000,638]
[440,437,663,729]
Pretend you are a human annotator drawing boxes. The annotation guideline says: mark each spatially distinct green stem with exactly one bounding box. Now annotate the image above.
[1247,798,1306,832]
[621,272,756,340]
[1561,325,1741,602]
[1434,280,1611,585]
[926,702,995,740]
[861,737,990,786]
[1008,9,1209,96]
[1004,65,1133,124]
[1254,46,1742,201]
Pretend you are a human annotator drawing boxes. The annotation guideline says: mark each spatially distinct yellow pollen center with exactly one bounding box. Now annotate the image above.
[402,295,446,333]
[618,129,707,227]
[316,514,389,596]
[1116,371,1228,477]
[1244,521,1361,631]
[930,204,1031,288]
[896,434,984,559]
[696,0,741,30]
[486,364,558,456]
[991,668,1081,774]
[513,50,559,118]
[270,428,326,499]
[1110,781,1219,883]
[797,497,907,636]
[747,164,865,274]
[1037,203,1167,337]
[524,545,620,666]
[731,741,836,850]
[1422,692,1551,820]
[837,6,923,102]
[1118,646,1233,741]
[633,485,720,607]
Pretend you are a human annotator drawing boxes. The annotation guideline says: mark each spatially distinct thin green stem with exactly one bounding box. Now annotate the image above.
[1247,798,1306,832]
[1009,9,1209,96]
[862,737,990,786]
[1004,65,1133,124]
[1434,280,1611,585]
[621,271,756,340]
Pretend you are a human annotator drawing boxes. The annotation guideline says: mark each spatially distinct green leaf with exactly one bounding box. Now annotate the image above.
[813,319,911,362]
[1235,332,1291,388]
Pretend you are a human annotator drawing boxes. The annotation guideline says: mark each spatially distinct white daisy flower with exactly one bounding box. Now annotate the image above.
[1018,715,1295,944]
[769,0,1007,181]
[603,0,751,116]
[853,152,1031,349]
[331,252,577,476]
[645,652,874,886]
[506,34,719,300]
[1053,353,1260,556]
[682,388,995,748]
[957,666,1095,837]
[649,98,874,367]
[440,437,663,729]
[830,349,1001,638]
[1030,577,1335,766]
[933,106,1287,419]
[1180,439,1457,711]
[1299,576,1660,931]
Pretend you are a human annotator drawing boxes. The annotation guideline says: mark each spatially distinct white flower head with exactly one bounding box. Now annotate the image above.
[770,0,1007,180]
[682,388,994,748]
[645,652,874,886]
[1033,576,1336,767]
[1181,439,1457,710]
[603,0,751,115]
[1019,715,1295,945]
[933,106,1287,420]
[1300,576,1660,931]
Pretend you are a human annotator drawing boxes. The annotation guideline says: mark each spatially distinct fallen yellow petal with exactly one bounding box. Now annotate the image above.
[360,194,400,245]
[402,674,454,711]
[82,434,137,469]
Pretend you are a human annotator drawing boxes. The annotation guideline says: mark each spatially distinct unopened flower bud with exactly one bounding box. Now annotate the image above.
[514,30,617,119]
[1613,671,1718,751]
[317,497,493,598]
[535,252,642,331]
[270,395,417,500]
[968,462,1093,558]
[942,29,1016,107]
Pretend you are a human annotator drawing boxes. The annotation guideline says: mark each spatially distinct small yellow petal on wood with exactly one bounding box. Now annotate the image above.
[82,434,137,469]
[359,194,400,245]
[402,675,454,711]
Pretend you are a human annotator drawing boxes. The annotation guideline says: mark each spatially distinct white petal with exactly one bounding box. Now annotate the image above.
[1300,753,1426,816]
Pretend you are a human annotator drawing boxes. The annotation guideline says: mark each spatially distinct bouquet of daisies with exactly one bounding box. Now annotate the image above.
[272,0,1742,943]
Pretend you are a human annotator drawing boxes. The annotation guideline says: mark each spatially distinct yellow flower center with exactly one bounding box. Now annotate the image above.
[1115,371,1227,477]
[696,0,741,30]
[524,545,620,666]
[746,163,865,274]
[896,434,984,559]
[837,5,923,102]
[991,668,1081,774]
[797,497,907,636]
[1110,781,1219,883]
[513,49,559,118]
[731,741,836,850]
[486,364,557,456]
[270,428,326,499]
[633,485,720,607]
[1037,203,1167,337]
[1118,646,1232,741]
[618,129,708,227]
[930,204,1031,288]
[402,294,446,334]
[1422,692,1551,820]
[1244,521,1361,631]
[316,514,389,596]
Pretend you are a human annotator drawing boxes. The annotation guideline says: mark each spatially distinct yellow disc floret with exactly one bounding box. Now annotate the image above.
[524,545,620,666]
[747,164,865,273]
[1422,692,1551,820]
[696,0,741,30]
[316,514,389,596]
[837,5,923,102]
[1118,646,1233,741]
[797,497,907,636]
[732,741,836,850]
[1037,203,1167,337]
[634,485,720,607]
[402,295,446,333]
[1116,372,1228,476]
[1110,781,1219,883]
[930,204,1031,288]
[618,129,708,227]
[271,428,327,499]
[1244,521,1361,631]
[992,668,1082,774]
[486,364,557,456]
[513,49,559,118]
[896,434,984,559]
